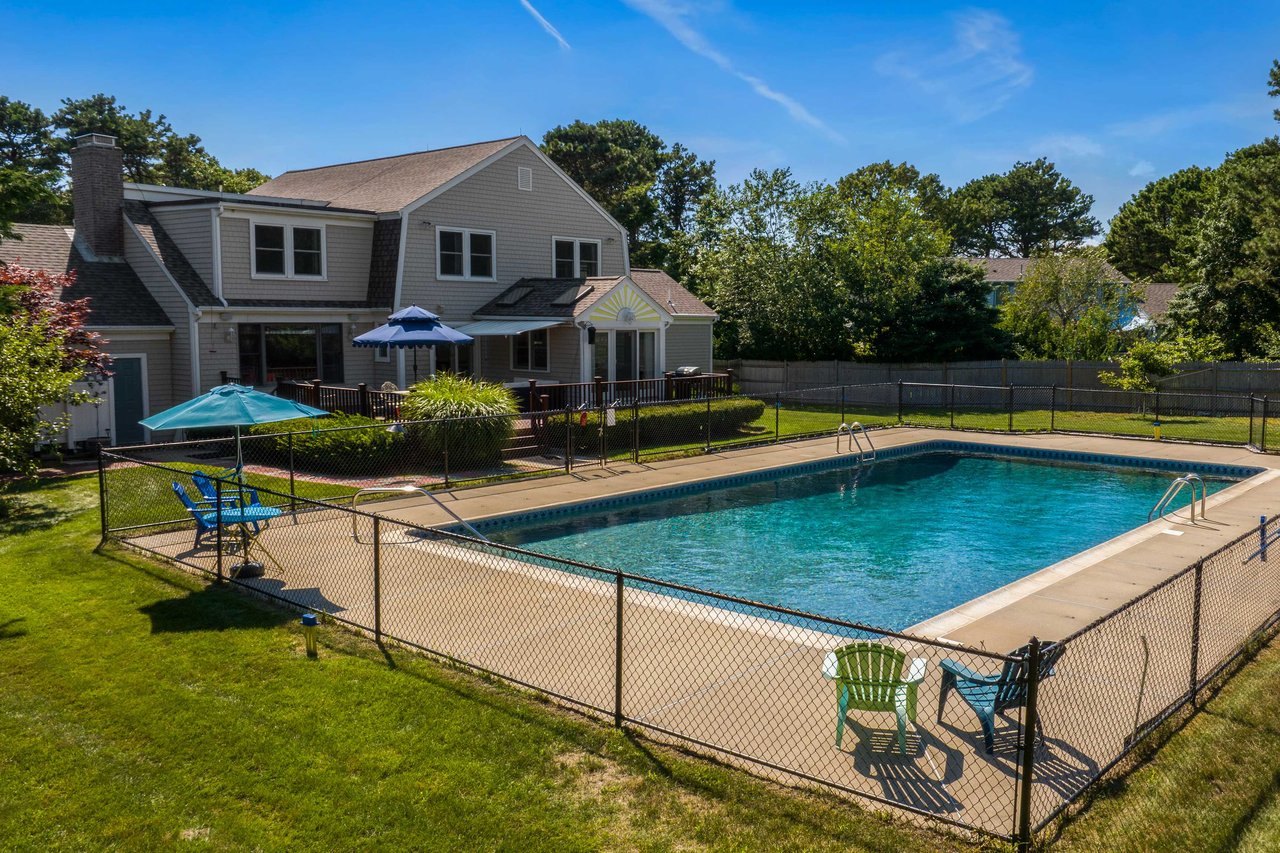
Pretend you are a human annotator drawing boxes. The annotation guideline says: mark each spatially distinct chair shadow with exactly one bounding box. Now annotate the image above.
[842,719,967,815]
[936,712,1099,803]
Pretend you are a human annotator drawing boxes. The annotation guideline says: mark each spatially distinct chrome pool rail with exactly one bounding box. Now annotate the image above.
[350,485,490,543]
[1149,472,1207,522]
[835,421,877,464]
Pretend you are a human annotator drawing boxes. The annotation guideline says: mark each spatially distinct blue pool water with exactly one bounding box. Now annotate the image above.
[483,452,1236,630]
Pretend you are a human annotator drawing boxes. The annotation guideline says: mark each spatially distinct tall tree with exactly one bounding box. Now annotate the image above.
[0,97,57,173]
[998,248,1137,359]
[52,94,175,183]
[948,159,1099,257]
[834,161,950,225]
[1105,167,1213,282]
[541,119,714,270]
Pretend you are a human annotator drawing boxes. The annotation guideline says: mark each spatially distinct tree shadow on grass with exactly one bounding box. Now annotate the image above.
[0,618,28,640]
[138,583,296,634]
[0,497,72,537]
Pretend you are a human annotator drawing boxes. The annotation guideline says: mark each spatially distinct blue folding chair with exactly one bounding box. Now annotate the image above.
[191,471,262,533]
[937,641,1063,753]
[172,482,225,548]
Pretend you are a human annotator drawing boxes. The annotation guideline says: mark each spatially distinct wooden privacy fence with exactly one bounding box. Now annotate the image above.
[718,359,1280,397]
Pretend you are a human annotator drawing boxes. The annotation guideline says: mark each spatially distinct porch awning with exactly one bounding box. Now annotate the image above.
[455,319,563,337]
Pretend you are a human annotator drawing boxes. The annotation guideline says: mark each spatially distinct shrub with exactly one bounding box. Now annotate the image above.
[246,412,402,475]
[544,397,765,451]
[400,374,518,468]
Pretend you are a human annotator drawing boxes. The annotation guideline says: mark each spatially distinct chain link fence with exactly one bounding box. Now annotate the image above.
[99,441,1280,846]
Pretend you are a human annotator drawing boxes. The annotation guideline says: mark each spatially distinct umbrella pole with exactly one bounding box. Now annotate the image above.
[412,348,419,383]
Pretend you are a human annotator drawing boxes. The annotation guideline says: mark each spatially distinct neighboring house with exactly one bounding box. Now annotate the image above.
[0,133,716,445]
[957,256,1176,329]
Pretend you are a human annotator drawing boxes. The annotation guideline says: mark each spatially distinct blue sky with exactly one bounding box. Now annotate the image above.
[4,0,1278,224]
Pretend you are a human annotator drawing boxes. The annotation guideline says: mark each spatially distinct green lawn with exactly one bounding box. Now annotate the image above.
[0,476,963,852]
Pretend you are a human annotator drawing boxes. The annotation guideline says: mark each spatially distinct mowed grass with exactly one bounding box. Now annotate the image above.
[1052,635,1280,852]
[0,475,965,852]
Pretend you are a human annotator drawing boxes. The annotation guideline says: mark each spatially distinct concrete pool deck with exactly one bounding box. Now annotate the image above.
[120,428,1280,835]
[358,427,1280,649]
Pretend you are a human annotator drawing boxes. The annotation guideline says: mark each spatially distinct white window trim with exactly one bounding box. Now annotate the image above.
[250,219,327,281]
[435,225,497,282]
[510,328,551,373]
[551,236,602,278]
[373,343,391,363]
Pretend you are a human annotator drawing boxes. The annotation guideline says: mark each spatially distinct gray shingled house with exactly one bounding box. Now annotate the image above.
[0,133,716,445]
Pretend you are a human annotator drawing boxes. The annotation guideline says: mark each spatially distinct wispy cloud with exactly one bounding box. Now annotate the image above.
[519,0,570,51]
[875,9,1033,123]
[1128,160,1155,177]
[622,0,844,143]
[1034,133,1104,159]
[1107,97,1271,139]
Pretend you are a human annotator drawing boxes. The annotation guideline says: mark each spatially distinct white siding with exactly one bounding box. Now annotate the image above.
[219,216,373,303]
[403,146,625,321]
[150,206,214,285]
[665,322,713,372]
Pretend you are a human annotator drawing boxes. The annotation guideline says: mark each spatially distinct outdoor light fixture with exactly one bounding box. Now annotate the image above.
[301,613,318,657]
[225,326,237,342]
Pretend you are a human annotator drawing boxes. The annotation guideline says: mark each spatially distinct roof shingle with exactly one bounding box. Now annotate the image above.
[123,201,219,306]
[474,271,715,320]
[0,223,172,327]
[246,137,522,213]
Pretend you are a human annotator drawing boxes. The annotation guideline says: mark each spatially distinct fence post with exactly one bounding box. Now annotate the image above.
[310,378,322,408]
[705,394,712,453]
[614,571,624,727]
[97,449,109,544]
[215,477,224,583]
[1015,637,1042,852]
[373,517,382,643]
[1154,388,1161,424]
[287,431,296,512]
[1250,396,1257,448]
[443,422,451,488]
[1007,384,1014,432]
[1189,559,1204,706]
[1262,515,1269,563]
[632,397,640,464]
[896,380,904,424]
[1264,397,1271,453]
[358,382,370,418]
[949,383,955,430]
[840,384,846,425]
[774,393,781,442]
[565,409,573,474]
[1050,385,1057,433]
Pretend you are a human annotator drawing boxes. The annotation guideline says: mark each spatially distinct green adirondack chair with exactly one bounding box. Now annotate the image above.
[824,641,927,755]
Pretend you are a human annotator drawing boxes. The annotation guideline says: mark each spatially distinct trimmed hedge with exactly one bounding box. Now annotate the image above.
[544,397,765,451]
[245,412,403,475]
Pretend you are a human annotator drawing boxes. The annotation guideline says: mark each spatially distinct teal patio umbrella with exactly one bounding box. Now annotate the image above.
[140,384,329,476]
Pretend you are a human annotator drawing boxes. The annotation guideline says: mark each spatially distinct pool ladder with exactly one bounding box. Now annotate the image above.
[350,485,490,543]
[1149,473,1207,522]
[836,422,877,464]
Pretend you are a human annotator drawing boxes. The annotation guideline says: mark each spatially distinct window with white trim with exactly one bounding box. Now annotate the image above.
[373,344,390,363]
[437,227,496,280]
[511,329,550,372]
[553,237,600,278]
[252,223,326,279]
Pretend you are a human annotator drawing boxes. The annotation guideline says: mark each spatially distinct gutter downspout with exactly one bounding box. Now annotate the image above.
[189,308,203,396]
[211,204,226,305]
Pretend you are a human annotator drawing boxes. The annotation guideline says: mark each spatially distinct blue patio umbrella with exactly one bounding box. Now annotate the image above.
[352,305,474,382]
[139,384,329,476]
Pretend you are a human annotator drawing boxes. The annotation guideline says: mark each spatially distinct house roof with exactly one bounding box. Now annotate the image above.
[0,223,172,328]
[1139,282,1179,320]
[473,271,715,321]
[366,218,400,308]
[246,137,522,213]
[122,201,220,306]
[956,256,1131,284]
[630,268,716,317]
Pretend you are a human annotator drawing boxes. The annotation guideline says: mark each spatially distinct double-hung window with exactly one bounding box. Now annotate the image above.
[553,238,600,278]
[511,329,549,372]
[437,227,496,280]
[252,222,326,279]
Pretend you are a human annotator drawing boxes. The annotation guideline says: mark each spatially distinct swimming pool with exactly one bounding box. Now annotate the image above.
[481,449,1247,630]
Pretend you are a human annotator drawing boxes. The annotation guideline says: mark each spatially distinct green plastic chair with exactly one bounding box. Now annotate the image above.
[824,641,926,755]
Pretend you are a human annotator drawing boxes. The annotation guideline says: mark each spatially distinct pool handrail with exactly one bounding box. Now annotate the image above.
[350,485,490,543]
[1148,472,1206,522]
[836,422,876,463]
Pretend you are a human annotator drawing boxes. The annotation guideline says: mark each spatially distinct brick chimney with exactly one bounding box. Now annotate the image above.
[71,132,124,258]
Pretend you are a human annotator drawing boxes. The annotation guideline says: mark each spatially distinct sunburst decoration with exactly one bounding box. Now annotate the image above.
[587,283,661,324]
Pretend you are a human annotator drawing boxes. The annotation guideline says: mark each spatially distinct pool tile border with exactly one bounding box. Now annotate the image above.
[468,440,1263,532]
